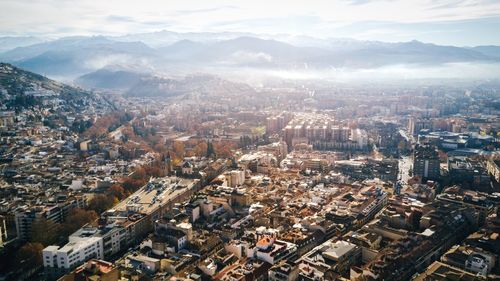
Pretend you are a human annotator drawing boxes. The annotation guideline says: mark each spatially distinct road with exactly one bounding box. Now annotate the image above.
[398,155,412,184]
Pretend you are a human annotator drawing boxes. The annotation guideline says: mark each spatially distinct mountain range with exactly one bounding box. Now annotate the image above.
[1,31,500,86]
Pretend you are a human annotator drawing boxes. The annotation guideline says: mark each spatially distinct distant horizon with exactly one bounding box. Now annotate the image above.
[1,0,500,46]
[2,1,500,83]
[1,29,499,48]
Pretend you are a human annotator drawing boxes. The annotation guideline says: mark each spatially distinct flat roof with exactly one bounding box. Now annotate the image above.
[112,177,198,215]
[322,240,357,261]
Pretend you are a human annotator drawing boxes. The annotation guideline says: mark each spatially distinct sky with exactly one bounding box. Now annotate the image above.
[1,0,500,46]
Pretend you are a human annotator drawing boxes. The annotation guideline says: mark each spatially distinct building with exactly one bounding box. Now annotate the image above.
[441,245,496,276]
[14,196,85,241]
[436,191,495,226]
[269,261,299,281]
[43,177,200,276]
[282,114,368,152]
[352,198,480,281]
[298,240,362,278]
[486,159,500,182]
[254,238,298,265]
[413,261,486,281]
[0,111,15,127]
[57,259,120,281]
[448,156,490,187]
[0,216,7,247]
[15,205,64,241]
[43,234,104,271]
[408,117,432,136]
[413,144,440,181]
[334,158,398,182]
[43,219,130,272]
[43,220,126,277]
[107,177,200,244]
[266,113,291,134]
[213,259,271,281]
[227,170,245,187]
[126,254,161,274]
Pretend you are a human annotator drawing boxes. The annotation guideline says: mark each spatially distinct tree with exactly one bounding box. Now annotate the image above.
[15,242,44,268]
[173,141,185,158]
[239,135,252,148]
[153,143,168,154]
[31,218,60,246]
[87,194,114,214]
[206,141,215,158]
[132,166,146,180]
[213,141,234,158]
[122,177,146,193]
[109,184,127,200]
[83,111,133,139]
[61,208,98,237]
[144,166,164,177]
[194,141,208,157]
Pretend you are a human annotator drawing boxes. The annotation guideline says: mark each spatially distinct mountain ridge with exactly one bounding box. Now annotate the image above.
[1,33,499,80]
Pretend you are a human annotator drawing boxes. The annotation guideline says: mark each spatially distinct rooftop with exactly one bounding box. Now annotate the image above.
[112,177,198,215]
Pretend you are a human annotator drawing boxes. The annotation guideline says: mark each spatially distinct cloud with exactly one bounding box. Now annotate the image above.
[230,62,500,84]
[227,51,273,64]
[106,15,136,23]
[343,0,376,5]
[0,0,499,45]
[175,6,239,15]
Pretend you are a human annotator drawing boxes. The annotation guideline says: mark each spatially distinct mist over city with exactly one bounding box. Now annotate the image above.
[0,1,499,281]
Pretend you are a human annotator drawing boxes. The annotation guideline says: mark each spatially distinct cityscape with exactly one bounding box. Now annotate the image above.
[0,1,500,281]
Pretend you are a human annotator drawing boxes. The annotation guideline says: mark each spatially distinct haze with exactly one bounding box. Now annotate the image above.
[1,1,500,281]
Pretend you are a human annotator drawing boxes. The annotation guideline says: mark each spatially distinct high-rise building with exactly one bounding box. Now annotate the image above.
[408,117,432,136]
[413,144,440,181]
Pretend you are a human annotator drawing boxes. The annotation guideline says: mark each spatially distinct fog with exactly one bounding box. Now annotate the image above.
[178,62,500,87]
[3,33,498,89]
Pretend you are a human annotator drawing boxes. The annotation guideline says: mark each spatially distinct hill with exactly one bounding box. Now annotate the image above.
[126,74,255,98]
[0,63,111,110]
[76,69,148,90]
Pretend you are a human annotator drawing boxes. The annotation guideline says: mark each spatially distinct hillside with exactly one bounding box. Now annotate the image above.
[126,74,255,98]
[0,63,111,110]
[76,69,148,90]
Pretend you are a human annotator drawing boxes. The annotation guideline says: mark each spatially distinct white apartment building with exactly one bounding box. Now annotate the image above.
[43,223,127,271]
[43,235,103,270]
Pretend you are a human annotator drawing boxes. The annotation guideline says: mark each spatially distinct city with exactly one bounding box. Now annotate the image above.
[1,1,500,281]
